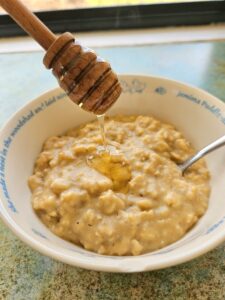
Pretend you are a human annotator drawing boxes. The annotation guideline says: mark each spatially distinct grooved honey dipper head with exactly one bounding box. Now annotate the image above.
[43,32,122,114]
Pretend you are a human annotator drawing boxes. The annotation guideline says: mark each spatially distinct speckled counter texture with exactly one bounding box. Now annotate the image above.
[0,41,225,300]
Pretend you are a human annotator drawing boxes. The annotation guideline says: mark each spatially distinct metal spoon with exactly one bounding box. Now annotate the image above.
[179,135,225,173]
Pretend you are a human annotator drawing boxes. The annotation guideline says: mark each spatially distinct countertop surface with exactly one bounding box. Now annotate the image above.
[0,41,225,299]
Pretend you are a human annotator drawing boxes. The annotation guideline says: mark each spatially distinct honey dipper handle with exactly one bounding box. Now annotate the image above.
[0,0,56,50]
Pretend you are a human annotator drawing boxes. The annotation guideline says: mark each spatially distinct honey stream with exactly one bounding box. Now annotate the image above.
[97,114,107,149]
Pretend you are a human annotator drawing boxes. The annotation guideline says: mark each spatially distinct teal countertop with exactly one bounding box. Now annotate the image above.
[0,41,225,299]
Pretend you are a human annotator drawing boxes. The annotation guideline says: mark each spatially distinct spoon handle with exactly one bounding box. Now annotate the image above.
[180,135,225,173]
[0,0,56,50]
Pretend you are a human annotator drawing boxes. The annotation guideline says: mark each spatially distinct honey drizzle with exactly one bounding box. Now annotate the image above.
[97,114,107,149]
[85,115,131,192]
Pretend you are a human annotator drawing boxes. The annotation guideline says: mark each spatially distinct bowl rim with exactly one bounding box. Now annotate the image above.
[1,73,225,273]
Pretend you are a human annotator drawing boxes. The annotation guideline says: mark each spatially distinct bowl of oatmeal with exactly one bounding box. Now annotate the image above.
[0,74,225,272]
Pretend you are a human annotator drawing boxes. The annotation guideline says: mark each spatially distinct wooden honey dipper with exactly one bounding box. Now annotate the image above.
[0,0,122,114]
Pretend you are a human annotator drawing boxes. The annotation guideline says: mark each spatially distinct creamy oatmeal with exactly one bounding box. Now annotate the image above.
[28,115,210,255]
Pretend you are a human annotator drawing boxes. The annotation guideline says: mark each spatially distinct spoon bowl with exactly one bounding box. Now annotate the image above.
[179,135,225,173]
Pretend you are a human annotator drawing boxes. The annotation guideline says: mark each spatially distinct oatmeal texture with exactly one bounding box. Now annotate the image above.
[28,115,210,256]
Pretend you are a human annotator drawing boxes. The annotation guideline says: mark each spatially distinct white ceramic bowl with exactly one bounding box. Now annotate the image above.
[0,74,225,273]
